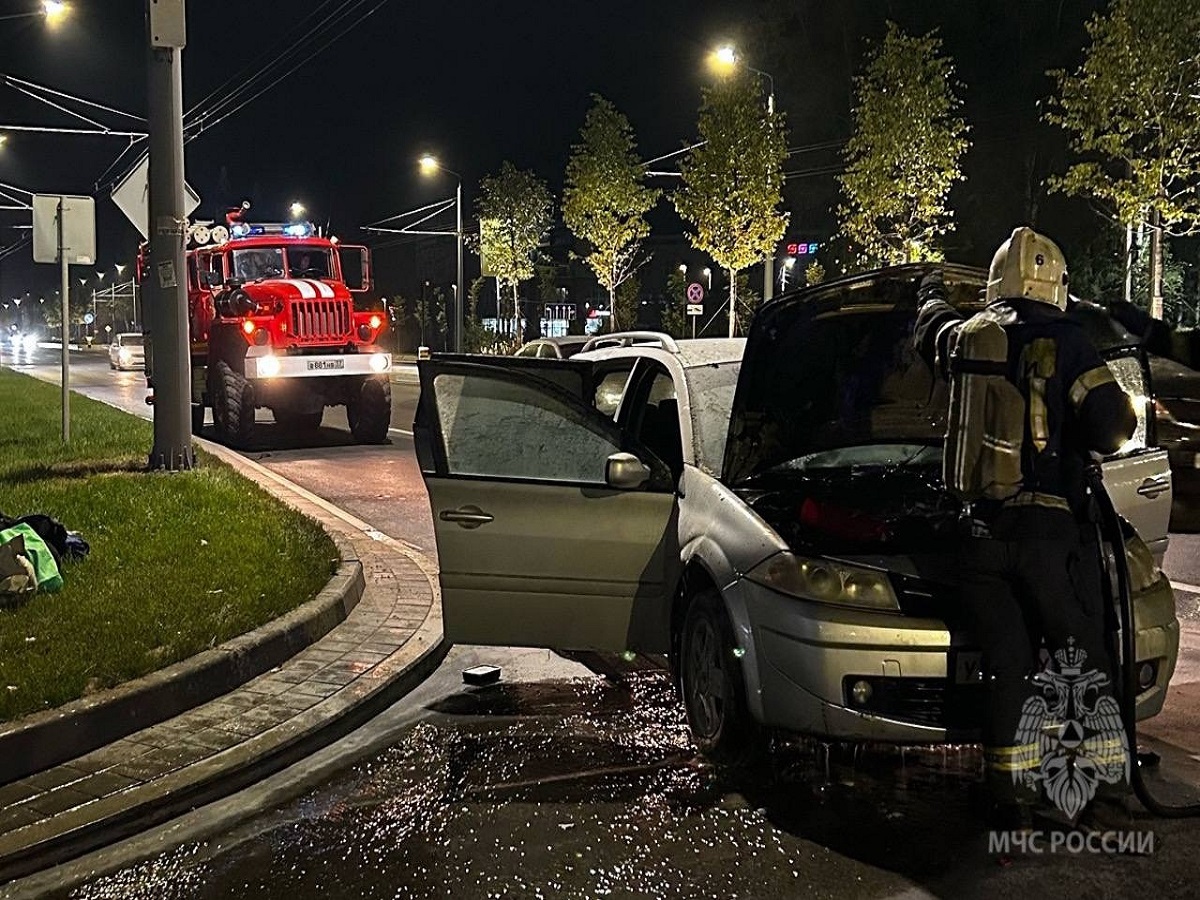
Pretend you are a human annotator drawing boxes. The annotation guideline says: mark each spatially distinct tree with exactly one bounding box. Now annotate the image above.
[562,96,660,331]
[660,268,689,338]
[674,71,789,337]
[1046,0,1200,319]
[477,162,554,336]
[462,277,490,353]
[40,291,89,331]
[837,23,969,268]
[805,260,826,286]
[611,273,640,333]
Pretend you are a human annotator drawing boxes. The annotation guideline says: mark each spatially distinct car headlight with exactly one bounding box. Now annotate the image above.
[743,551,899,611]
[119,348,132,361]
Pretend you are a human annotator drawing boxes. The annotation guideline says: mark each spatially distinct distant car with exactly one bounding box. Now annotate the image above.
[513,336,591,359]
[108,332,145,371]
[1150,355,1200,530]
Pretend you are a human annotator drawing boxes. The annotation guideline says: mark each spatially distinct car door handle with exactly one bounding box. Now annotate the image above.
[439,505,494,529]
[1136,477,1170,499]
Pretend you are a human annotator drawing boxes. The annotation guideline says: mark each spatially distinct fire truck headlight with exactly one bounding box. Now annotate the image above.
[259,355,281,378]
[253,328,269,346]
[368,314,382,330]
[357,324,371,341]
[368,353,390,373]
[242,320,256,335]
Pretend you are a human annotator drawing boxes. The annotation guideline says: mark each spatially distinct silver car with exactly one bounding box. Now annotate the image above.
[414,265,1179,761]
[108,332,145,371]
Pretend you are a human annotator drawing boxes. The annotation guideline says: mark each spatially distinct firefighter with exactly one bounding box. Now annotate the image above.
[913,227,1137,830]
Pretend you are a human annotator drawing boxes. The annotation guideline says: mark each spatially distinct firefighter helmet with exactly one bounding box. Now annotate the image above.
[985,227,1069,310]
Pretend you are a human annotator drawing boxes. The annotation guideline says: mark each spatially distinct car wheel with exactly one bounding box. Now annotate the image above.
[346,375,391,444]
[679,589,763,767]
[274,407,323,431]
[211,360,255,448]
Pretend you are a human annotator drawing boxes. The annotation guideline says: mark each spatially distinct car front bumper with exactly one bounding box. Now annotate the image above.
[741,573,1180,744]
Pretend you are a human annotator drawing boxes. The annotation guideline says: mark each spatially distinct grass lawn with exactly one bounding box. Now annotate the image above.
[0,368,338,722]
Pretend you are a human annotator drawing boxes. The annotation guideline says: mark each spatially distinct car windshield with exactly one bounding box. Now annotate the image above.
[119,335,143,347]
[685,361,742,475]
[286,246,334,278]
[231,248,284,280]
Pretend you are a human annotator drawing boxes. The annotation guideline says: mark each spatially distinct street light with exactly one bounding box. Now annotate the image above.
[702,267,712,289]
[0,1,69,24]
[708,42,778,310]
[678,263,688,275]
[289,201,305,220]
[418,154,464,353]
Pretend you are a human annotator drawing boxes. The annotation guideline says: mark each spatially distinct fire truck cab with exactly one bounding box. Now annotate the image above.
[175,218,391,447]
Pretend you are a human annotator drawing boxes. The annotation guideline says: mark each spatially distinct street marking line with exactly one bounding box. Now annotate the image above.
[1171,579,1200,595]
[388,427,413,436]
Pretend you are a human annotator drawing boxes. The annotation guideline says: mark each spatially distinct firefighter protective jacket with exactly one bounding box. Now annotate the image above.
[914,285,1136,519]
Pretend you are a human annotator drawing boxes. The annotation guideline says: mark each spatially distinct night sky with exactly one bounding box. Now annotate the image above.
[0,0,1113,308]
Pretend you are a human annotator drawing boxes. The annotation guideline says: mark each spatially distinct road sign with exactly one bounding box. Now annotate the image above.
[686,282,705,303]
[83,312,94,325]
[686,303,703,316]
[32,195,95,265]
[111,155,201,239]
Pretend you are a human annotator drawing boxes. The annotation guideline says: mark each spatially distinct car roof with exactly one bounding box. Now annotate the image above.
[574,335,744,368]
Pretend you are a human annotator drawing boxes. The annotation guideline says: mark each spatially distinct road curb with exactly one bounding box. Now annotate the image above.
[0,538,364,788]
[0,601,447,891]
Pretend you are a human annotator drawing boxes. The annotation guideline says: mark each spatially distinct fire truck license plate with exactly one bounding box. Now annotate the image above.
[307,359,345,371]
[953,651,983,685]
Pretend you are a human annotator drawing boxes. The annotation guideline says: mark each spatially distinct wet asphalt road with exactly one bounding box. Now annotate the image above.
[7,346,1200,898]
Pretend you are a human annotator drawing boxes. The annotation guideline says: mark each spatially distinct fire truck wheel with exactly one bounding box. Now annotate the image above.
[213,360,255,448]
[274,408,323,431]
[347,375,391,444]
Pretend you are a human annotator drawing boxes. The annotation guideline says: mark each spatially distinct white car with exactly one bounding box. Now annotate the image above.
[108,332,145,371]
[414,264,1179,762]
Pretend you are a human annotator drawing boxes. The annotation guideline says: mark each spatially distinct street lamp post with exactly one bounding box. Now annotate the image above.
[710,44,778,304]
[419,154,464,353]
[702,267,712,290]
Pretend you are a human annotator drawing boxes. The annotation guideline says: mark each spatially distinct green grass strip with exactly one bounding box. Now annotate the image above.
[0,368,338,722]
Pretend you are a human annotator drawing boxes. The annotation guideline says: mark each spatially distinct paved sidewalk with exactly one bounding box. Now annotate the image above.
[0,439,445,886]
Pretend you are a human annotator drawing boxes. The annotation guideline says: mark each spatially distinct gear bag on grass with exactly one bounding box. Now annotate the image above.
[943,305,1026,501]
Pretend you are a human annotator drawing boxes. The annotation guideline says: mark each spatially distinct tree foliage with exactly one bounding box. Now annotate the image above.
[563,96,660,331]
[1046,0,1200,236]
[477,162,554,330]
[659,268,689,338]
[611,273,641,334]
[837,22,969,267]
[674,71,789,335]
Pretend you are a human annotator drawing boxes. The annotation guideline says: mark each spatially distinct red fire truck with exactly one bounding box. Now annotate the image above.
[143,212,391,447]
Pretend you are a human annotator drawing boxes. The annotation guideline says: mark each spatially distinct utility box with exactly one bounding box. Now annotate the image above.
[149,0,186,49]
[32,194,95,265]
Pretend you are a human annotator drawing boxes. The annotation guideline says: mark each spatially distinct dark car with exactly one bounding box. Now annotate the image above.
[1150,355,1200,530]
[514,336,591,359]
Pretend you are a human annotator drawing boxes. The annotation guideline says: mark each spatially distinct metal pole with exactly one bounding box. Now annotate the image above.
[146,1,193,469]
[1149,207,1164,320]
[58,197,69,442]
[455,178,464,352]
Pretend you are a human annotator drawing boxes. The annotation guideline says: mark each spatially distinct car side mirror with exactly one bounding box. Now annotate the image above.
[202,270,223,289]
[605,452,650,490]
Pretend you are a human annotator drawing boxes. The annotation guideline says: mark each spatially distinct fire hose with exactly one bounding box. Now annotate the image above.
[1087,463,1200,818]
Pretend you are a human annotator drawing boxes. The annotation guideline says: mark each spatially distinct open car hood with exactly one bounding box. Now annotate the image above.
[721,263,1143,487]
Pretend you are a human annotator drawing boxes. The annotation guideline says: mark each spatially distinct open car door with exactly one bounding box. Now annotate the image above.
[414,356,677,651]
[1100,349,1172,560]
